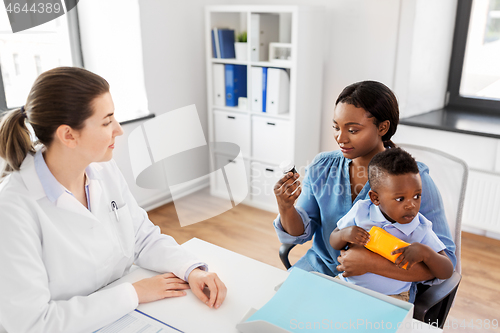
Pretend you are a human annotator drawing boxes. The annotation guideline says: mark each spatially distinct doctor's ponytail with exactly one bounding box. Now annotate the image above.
[0,107,34,179]
[0,67,109,180]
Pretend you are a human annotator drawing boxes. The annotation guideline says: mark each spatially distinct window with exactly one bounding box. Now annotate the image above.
[76,0,151,124]
[448,0,500,111]
[1,1,152,124]
[0,7,82,112]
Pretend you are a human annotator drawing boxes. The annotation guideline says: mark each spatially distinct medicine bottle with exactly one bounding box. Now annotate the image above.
[279,160,297,175]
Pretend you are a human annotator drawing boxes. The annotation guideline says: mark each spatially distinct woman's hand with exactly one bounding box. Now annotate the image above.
[132,273,190,304]
[338,244,435,282]
[274,172,301,210]
[188,268,227,309]
[336,244,375,277]
[273,172,305,236]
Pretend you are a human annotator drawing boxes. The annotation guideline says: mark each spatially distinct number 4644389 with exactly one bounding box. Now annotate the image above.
[443,319,498,330]
[6,2,62,14]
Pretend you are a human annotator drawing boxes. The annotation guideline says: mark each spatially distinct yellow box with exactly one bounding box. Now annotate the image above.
[365,226,410,269]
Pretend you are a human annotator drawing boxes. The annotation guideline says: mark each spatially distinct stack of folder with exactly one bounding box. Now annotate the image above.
[251,67,289,114]
[212,28,236,59]
[213,64,247,107]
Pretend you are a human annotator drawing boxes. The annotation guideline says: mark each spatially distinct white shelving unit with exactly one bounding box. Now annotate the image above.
[205,5,324,212]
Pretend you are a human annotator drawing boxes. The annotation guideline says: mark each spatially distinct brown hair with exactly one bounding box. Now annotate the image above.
[0,67,109,179]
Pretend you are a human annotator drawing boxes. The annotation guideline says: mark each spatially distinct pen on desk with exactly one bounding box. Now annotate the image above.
[111,201,119,222]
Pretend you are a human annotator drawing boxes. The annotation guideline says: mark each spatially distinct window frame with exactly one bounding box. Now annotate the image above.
[0,5,84,113]
[0,5,152,124]
[448,0,500,112]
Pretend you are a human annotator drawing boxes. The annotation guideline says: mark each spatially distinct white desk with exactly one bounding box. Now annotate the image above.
[107,238,442,333]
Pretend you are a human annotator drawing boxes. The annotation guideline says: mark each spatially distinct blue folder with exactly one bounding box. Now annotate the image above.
[262,67,268,112]
[218,29,236,59]
[225,64,247,107]
[246,268,410,332]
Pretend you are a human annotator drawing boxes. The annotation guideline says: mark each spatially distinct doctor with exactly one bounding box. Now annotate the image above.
[0,67,226,333]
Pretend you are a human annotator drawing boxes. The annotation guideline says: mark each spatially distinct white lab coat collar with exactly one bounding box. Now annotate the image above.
[87,176,102,216]
[86,163,105,221]
[20,153,105,222]
[19,153,46,201]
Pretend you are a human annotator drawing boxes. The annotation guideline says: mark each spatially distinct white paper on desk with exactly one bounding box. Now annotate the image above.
[95,310,183,333]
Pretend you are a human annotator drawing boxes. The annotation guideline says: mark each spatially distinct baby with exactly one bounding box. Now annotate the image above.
[329,148,453,301]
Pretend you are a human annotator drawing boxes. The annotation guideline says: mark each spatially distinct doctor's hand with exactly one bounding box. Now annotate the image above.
[188,268,227,309]
[132,273,190,304]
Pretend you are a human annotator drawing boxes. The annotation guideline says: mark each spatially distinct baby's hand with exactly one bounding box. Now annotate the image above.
[392,243,428,269]
[342,226,370,246]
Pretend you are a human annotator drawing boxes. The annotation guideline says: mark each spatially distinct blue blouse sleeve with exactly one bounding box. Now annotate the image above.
[418,163,457,269]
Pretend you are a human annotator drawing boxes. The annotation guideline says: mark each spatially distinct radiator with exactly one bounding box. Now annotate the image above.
[462,170,500,234]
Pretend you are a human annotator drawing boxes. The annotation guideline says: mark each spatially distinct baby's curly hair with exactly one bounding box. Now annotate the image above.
[368,148,419,191]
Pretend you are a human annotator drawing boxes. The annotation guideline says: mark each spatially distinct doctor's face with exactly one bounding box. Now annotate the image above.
[77,92,123,163]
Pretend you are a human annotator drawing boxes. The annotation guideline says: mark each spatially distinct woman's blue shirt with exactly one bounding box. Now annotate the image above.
[274,150,457,277]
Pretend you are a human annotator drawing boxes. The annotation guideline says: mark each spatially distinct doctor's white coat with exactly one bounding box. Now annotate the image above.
[0,153,202,333]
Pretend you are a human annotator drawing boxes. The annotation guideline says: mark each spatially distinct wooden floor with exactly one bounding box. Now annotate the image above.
[148,195,500,333]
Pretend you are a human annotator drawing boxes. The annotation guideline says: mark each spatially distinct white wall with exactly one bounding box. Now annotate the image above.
[137,0,457,153]
[113,120,170,210]
[115,0,457,207]
[137,0,402,153]
[394,0,457,119]
[318,0,401,152]
[139,0,213,137]
[0,1,461,211]
[112,0,216,208]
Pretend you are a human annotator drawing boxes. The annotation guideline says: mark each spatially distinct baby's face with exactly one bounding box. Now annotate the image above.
[374,173,422,224]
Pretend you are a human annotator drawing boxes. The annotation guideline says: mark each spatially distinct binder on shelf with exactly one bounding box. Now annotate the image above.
[250,14,260,62]
[266,68,289,114]
[212,28,221,58]
[262,67,268,112]
[213,64,225,106]
[218,29,236,59]
[251,67,268,113]
[225,64,247,107]
[251,67,262,112]
[211,29,217,58]
[250,14,279,62]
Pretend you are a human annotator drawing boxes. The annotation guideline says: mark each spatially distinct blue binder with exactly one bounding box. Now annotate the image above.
[218,29,236,59]
[262,67,268,112]
[225,64,247,107]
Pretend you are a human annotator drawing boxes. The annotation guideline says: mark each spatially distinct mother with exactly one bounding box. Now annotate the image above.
[273,81,455,302]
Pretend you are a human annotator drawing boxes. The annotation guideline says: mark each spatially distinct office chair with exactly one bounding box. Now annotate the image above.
[279,144,468,328]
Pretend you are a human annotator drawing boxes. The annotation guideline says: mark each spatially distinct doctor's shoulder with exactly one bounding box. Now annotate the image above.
[0,170,29,199]
[0,171,39,223]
